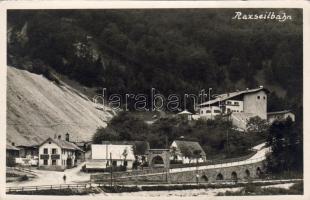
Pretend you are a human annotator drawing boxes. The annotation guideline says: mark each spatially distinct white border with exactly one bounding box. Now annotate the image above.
[0,1,309,200]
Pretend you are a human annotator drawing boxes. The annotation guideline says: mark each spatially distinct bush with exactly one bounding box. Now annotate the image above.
[19,175,29,181]
[100,185,140,193]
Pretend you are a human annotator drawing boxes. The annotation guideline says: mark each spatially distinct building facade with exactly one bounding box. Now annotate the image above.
[86,144,135,171]
[197,86,269,130]
[170,140,206,164]
[38,136,83,171]
[267,110,295,124]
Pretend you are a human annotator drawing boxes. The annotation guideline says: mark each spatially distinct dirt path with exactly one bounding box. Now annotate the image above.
[7,162,90,187]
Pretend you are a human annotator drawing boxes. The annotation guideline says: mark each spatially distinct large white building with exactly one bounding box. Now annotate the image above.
[38,136,83,171]
[86,144,135,170]
[197,86,269,130]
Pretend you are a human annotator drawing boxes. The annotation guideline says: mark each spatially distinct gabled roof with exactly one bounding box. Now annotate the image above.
[177,110,193,115]
[102,141,150,155]
[172,140,206,157]
[6,143,20,151]
[267,110,293,115]
[40,137,83,152]
[199,87,269,106]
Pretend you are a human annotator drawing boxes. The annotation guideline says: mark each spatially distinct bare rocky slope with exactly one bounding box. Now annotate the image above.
[7,66,114,146]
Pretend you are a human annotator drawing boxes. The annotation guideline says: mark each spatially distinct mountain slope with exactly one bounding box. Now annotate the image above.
[7,66,114,146]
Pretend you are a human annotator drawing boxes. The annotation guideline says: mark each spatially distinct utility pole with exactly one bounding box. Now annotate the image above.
[110,152,113,187]
[209,88,212,119]
[226,130,229,156]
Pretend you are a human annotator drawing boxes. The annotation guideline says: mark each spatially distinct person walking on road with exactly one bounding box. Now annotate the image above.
[63,174,67,183]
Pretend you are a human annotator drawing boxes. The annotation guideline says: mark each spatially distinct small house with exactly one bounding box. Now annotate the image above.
[6,143,20,166]
[170,140,206,164]
[267,110,295,124]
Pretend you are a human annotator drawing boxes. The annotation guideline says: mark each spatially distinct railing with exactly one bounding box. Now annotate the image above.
[170,150,257,169]
[90,167,167,181]
[6,183,89,193]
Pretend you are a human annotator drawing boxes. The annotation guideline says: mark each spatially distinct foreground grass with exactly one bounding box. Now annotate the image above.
[217,182,303,196]
[7,180,303,195]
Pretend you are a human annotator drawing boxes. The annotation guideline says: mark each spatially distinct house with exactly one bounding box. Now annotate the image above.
[38,135,84,171]
[177,110,193,121]
[86,144,135,171]
[15,143,38,166]
[6,143,20,166]
[197,86,269,130]
[267,110,295,123]
[170,140,206,164]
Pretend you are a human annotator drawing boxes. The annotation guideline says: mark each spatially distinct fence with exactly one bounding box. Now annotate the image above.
[6,183,90,193]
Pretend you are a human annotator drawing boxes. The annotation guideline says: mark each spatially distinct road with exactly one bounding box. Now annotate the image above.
[6,162,91,187]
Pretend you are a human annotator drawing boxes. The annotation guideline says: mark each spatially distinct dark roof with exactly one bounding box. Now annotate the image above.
[199,87,269,106]
[40,137,84,152]
[173,140,206,157]
[267,110,293,115]
[102,141,150,155]
[6,143,20,151]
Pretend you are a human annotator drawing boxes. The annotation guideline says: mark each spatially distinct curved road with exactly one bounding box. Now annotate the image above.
[7,143,270,187]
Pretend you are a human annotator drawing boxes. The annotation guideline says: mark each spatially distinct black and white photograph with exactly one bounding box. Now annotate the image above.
[2,1,308,198]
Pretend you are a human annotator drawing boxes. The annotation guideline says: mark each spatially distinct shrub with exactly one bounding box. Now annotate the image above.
[19,175,29,181]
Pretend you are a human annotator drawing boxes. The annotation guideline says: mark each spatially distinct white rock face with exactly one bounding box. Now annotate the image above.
[7,66,114,145]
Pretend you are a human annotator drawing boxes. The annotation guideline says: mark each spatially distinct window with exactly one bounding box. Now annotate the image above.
[43,159,48,165]
[49,141,51,144]
[263,96,266,100]
[234,102,239,106]
[257,96,260,99]
[227,108,231,113]
[200,110,203,114]
[206,110,211,113]
[43,148,48,154]
[52,160,56,165]
[52,148,57,154]
[214,110,221,113]
[112,161,117,166]
[226,101,232,105]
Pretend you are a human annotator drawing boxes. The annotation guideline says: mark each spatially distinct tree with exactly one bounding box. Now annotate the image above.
[246,116,269,134]
[92,127,119,144]
[265,118,303,174]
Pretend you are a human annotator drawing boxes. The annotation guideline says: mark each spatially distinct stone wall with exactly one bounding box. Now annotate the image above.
[113,161,264,183]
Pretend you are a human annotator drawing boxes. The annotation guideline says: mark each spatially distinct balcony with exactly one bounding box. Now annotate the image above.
[40,154,49,160]
[51,154,60,159]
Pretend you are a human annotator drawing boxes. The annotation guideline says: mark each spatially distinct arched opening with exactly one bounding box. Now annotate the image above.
[256,167,262,177]
[216,173,224,180]
[151,156,164,168]
[201,174,208,182]
[231,171,238,180]
[245,169,250,178]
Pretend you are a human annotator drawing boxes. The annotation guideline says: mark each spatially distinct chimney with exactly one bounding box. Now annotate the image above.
[65,132,70,142]
[58,135,61,140]
[259,85,263,88]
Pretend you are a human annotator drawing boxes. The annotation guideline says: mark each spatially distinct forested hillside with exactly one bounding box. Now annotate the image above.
[7,9,303,119]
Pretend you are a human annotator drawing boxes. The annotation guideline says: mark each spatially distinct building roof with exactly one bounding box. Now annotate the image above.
[6,143,20,151]
[267,110,293,115]
[91,144,135,160]
[40,137,83,152]
[102,141,150,155]
[172,140,206,157]
[198,87,269,106]
[177,110,193,115]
